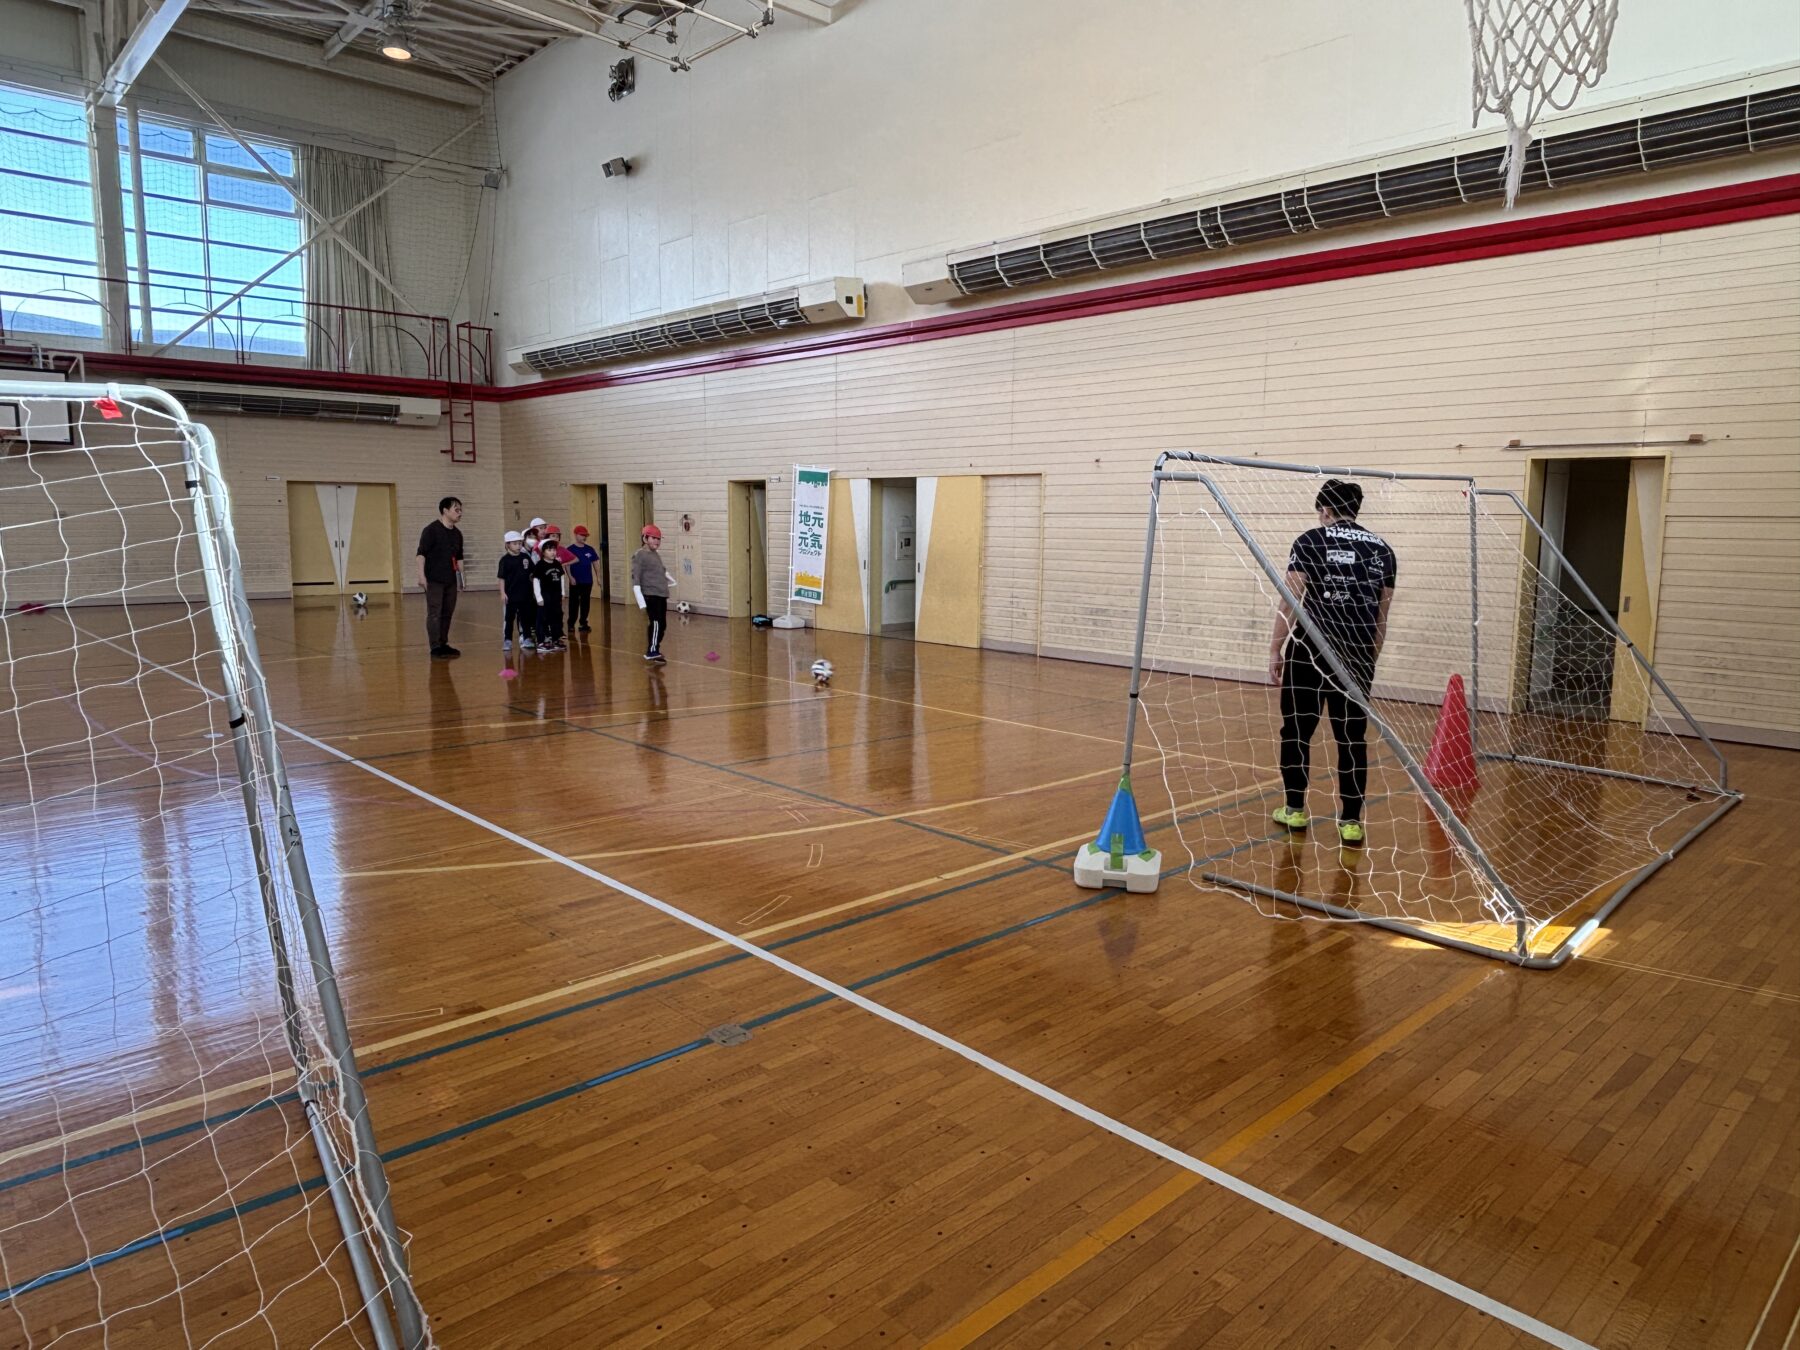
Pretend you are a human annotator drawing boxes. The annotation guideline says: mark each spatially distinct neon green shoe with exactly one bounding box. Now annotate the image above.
[1272,806,1309,832]
[1338,820,1366,847]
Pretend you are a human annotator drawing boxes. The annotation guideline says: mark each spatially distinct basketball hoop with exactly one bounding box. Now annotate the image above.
[1464,0,1620,207]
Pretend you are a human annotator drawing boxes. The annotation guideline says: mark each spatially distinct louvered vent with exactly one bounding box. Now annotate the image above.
[169,387,401,422]
[934,83,1800,299]
[524,296,805,374]
[155,384,442,426]
[510,278,867,375]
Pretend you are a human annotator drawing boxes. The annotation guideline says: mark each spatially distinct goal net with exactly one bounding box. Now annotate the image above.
[1125,452,1737,966]
[0,385,429,1344]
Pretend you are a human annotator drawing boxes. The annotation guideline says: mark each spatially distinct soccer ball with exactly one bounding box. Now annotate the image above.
[676,600,691,616]
[351,592,368,608]
[810,658,833,686]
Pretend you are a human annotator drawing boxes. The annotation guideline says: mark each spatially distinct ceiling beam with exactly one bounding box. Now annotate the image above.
[771,0,836,22]
[462,0,682,66]
[321,0,383,59]
[175,11,486,102]
[97,0,196,106]
[397,35,492,87]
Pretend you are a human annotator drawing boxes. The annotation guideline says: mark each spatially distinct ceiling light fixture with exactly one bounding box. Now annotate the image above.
[378,1,415,61]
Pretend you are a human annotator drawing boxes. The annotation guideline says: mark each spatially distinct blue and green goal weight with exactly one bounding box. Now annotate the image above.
[1073,773,1162,893]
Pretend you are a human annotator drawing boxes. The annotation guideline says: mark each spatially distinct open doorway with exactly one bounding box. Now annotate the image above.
[870,478,916,636]
[569,483,611,601]
[728,479,769,616]
[1521,456,1665,722]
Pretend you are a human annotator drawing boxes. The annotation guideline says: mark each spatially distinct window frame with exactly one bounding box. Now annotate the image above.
[121,105,307,359]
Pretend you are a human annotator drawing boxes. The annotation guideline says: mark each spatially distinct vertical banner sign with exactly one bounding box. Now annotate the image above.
[789,466,831,605]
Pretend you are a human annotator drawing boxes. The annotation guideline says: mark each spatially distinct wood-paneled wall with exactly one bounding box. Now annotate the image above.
[499,216,1799,743]
[0,405,503,604]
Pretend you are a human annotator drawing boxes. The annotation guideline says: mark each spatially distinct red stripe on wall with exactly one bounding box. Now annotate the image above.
[80,175,1800,403]
[491,173,1800,400]
[81,351,455,400]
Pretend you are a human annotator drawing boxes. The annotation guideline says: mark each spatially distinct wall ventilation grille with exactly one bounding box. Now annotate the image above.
[936,83,1800,299]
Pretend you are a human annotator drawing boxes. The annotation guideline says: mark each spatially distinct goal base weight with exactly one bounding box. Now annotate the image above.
[1074,842,1163,893]
[1073,776,1162,894]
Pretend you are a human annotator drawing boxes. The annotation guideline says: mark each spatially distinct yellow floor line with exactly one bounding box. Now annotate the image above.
[0,775,1255,1173]
[337,759,1155,878]
[923,968,1491,1348]
[284,695,816,747]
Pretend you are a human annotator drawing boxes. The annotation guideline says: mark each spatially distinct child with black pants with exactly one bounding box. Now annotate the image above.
[497,530,536,652]
[531,539,566,652]
[630,523,671,662]
[566,525,600,633]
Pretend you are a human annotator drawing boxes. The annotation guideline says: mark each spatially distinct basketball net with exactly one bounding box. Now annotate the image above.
[1464,0,1621,206]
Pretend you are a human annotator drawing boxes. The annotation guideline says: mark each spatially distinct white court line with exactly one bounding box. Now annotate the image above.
[1748,1226,1800,1349]
[84,626,1591,1349]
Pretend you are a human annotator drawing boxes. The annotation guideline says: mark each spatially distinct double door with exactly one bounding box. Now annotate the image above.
[288,482,398,594]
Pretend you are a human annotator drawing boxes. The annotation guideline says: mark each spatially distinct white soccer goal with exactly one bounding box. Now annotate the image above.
[1080,451,1739,967]
[0,384,429,1344]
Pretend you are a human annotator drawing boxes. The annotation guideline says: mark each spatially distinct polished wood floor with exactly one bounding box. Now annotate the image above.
[2,593,1797,1347]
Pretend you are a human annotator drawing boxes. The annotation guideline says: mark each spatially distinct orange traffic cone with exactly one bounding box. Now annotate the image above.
[1423,673,1480,798]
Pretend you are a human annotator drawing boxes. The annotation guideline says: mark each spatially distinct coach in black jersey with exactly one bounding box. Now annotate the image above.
[1266,479,1397,847]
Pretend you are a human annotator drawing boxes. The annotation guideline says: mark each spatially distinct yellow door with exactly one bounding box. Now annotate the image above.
[865,480,884,631]
[915,475,984,648]
[750,482,769,614]
[623,483,651,550]
[569,484,602,541]
[287,483,337,594]
[1611,458,1666,724]
[289,482,397,595]
[813,476,867,634]
[728,481,751,618]
[343,483,397,593]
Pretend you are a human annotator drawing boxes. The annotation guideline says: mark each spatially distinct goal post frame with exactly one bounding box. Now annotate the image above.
[4,381,428,1347]
[1105,449,1742,970]
[1475,486,1734,793]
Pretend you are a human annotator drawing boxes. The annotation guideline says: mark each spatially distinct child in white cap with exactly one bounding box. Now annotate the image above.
[497,530,536,652]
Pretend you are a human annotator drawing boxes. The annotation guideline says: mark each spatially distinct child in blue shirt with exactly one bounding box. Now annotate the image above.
[566,525,601,633]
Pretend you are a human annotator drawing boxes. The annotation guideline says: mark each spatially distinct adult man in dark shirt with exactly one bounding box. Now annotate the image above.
[1266,479,1397,846]
[417,495,464,659]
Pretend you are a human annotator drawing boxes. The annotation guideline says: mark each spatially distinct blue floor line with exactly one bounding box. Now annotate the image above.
[1,782,1287,1199]
[3,823,1288,1303]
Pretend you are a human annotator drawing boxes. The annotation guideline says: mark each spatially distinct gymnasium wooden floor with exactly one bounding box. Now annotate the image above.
[3,592,1798,1348]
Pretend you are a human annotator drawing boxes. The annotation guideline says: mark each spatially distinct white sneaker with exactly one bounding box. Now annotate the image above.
[502,639,512,652]
[521,639,536,650]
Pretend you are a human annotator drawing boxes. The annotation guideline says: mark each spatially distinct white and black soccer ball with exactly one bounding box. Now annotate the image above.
[810,658,833,686]
[351,592,368,609]
[675,600,691,617]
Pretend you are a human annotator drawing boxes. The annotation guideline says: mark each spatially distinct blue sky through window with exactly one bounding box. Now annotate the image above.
[125,113,305,357]
[0,85,305,355]
[0,86,102,342]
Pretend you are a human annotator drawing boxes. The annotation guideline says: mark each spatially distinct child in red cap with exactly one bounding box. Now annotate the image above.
[565,525,601,634]
[630,523,672,662]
